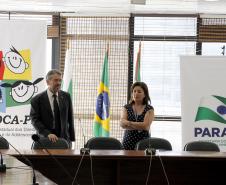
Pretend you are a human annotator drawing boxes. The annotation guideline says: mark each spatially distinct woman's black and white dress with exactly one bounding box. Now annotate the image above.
[122,104,154,150]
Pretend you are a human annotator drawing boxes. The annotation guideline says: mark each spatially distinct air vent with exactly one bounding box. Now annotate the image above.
[131,0,146,5]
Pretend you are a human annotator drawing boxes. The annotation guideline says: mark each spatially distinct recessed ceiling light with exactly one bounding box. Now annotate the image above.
[131,0,146,5]
[204,0,219,2]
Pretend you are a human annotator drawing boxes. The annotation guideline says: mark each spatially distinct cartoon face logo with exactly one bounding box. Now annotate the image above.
[4,46,29,74]
[1,78,43,103]
[11,82,36,102]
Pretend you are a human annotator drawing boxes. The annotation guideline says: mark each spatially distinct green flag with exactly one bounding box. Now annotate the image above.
[134,41,141,82]
[195,95,226,124]
[62,47,73,97]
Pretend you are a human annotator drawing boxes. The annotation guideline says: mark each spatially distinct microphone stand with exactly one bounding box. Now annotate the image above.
[78,118,90,155]
[145,137,156,155]
[0,135,38,185]
[0,152,6,172]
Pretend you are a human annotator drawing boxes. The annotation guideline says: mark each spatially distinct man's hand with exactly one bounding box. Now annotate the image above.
[48,134,58,143]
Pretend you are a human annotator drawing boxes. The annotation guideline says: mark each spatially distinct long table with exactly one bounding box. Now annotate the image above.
[0,154,56,185]
[1,149,226,185]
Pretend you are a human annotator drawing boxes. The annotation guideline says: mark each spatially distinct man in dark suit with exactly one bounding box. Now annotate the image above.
[30,69,75,147]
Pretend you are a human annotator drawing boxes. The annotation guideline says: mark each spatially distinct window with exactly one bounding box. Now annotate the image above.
[134,41,195,116]
[64,17,130,149]
[202,43,226,56]
[133,15,197,150]
[133,16,197,117]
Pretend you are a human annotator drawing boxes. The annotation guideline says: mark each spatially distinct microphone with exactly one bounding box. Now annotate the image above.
[145,148,156,155]
[144,136,155,185]
[0,152,6,172]
[144,137,169,185]
[78,118,90,155]
[31,134,40,143]
[72,119,94,185]
[31,134,75,184]
[145,137,156,155]
[0,135,38,185]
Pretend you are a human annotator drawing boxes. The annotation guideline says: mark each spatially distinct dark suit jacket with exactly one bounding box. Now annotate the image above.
[30,90,75,142]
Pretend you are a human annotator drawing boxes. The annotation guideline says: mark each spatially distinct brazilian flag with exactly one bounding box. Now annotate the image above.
[93,46,110,137]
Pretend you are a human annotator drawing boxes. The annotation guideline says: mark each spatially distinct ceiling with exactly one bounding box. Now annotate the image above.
[0,0,226,15]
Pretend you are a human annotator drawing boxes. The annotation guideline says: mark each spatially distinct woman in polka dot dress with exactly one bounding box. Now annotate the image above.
[120,82,154,150]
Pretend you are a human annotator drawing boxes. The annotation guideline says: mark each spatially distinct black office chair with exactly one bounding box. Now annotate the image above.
[32,137,70,149]
[85,137,123,150]
[0,137,9,149]
[184,141,220,152]
[136,137,172,151]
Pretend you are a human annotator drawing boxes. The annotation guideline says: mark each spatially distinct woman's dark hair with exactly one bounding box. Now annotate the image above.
[129,82,151,105]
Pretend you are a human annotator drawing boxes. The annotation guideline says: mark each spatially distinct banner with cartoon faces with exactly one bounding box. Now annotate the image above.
[0,20,46,149]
